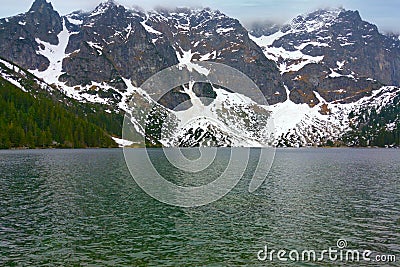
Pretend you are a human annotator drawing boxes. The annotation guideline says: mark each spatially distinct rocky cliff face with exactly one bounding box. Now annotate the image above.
[0,0,285,106]
[2,2,399,107]
[249,8,400,106]
[0,0,63,71]
[144,7,286,104]
[61,2,178,90]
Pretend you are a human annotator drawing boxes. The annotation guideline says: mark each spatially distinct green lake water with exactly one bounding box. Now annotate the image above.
[0,148,399,266]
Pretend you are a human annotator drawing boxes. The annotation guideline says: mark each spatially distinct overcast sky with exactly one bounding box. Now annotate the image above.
[1,0,399,32]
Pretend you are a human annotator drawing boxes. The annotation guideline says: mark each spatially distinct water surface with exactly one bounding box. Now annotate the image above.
[0,148,399,266]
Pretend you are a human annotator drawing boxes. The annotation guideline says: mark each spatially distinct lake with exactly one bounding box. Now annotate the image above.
[0,148,399,266]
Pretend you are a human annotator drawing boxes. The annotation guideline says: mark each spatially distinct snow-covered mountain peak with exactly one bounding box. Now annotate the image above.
[285,8,344,33]
[97,0,119,9]
[249,6,400,103]
[89,0,125,18]
[148,6,228,28]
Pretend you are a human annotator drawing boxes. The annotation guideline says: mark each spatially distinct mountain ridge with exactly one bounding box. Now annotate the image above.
[0,0,398,148]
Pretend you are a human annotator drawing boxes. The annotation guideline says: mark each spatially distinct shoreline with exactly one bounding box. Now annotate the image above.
[0,146,398,151]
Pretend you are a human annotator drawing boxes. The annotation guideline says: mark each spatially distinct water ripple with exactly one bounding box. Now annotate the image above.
[0,148,399,266]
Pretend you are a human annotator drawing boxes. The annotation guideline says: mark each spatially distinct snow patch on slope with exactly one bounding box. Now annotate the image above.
[65,14,83,25]
[249,31,285,47]
[168,83,274,147]
[112,137,134,147]
[268,86,400,147]
[31,19,71,84]
[0,59,27,91]
[216,27,234,34]
[249,9,345,73]
[140,20,162,35]
[268,87,315,138]
[250,34,325,73]
[176,50,210,75]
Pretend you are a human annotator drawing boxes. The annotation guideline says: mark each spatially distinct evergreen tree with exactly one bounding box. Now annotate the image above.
[0,78,118,149]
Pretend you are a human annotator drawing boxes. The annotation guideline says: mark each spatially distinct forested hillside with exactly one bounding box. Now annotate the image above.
[344,95,400,147]
[0,78,119,148]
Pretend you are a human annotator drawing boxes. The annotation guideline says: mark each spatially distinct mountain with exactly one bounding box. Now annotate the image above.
[0,0,63,72]
[0,1,398,148]
[0,57,120,148]
[249,8,400,105]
